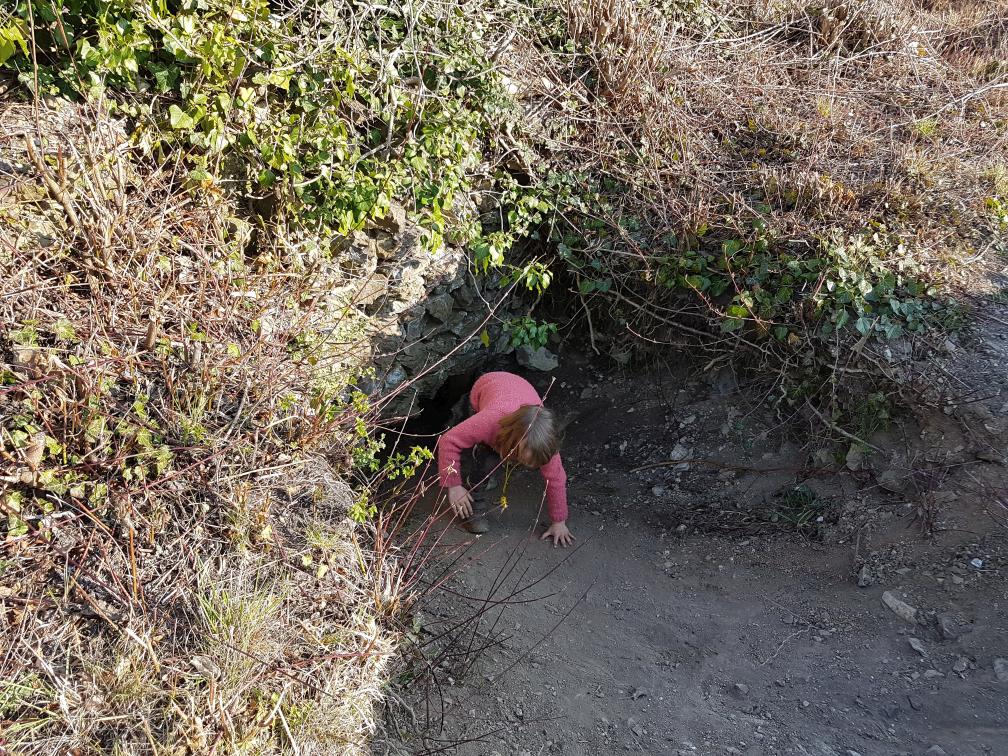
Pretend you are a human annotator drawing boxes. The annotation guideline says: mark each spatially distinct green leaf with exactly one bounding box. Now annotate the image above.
[168,104,195,130]
[0,21,29,67]
[727,304,749,319]
[0,38,15,68]
[479,329,490,348]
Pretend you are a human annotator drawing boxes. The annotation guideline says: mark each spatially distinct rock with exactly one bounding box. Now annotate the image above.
[445,311,471,337]
[925,747,948,756]
[609,345,632,365]
[668,443,692,471]
[881,590,919,624]
[424,292,455,323]
[951,575,964,586]
[652,485,668,497]
[969,558,983,569]
[453,281,477,307]
[937,614,962,641]
[516,345,559,372]
[923,669,944,679]
[846,751,864,756]
[351,274,389,307]
[952,656,970,674]
[845,444,865,471]
[730,683,749,698]
[877,468,907,493]
[373,231,400,259]
[402,315,426,341]
[994,658,1008,682]
[384,365,407,390]
[908,637,929,657]
[372,201,407,233]
[857,564,874,588]
[712,365,738,396]
[975,448,1004,463]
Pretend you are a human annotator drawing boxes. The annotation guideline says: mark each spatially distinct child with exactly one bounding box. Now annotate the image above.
[437,371,574,547]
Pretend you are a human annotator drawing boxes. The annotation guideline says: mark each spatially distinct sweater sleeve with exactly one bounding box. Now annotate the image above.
[437,412,498,488]
[539,453,568,523]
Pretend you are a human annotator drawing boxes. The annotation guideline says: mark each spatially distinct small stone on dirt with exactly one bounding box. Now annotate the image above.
[908,637,929,657]
[516,344,559,372]
[881,590,919,624]
[953,657,970,674]
[937,614,962,640]
[925,747,948,756]
[857,564,874,588]
[731,683,749,698]
[994,658,1008,682]
[845,444,865,471]
[878,468,907,493]
[668,442,692,471]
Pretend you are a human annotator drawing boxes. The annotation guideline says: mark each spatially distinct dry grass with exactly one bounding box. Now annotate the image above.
[512,0,1007,307]
[0,100,407,754]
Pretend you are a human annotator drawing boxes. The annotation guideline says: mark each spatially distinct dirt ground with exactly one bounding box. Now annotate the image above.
[379,348,1008,756]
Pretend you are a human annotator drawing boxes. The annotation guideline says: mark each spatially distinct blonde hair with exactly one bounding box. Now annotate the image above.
[495,404,561,468]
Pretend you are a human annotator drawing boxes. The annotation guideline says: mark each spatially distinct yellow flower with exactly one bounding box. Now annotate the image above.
[499,495,508,511]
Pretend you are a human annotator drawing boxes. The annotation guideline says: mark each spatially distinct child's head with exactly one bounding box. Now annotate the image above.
[496,404,561,468]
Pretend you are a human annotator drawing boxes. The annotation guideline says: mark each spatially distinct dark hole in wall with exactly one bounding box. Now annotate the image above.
[394,352,518,451]
[400,369,479,449]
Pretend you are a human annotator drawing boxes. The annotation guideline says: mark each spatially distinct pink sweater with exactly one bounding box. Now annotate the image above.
[438,372,568,523]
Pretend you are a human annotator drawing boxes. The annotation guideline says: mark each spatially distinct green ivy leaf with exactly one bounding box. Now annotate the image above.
[169,104,195,130]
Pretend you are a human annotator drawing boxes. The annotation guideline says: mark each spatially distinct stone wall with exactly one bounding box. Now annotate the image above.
[347,204,527,418]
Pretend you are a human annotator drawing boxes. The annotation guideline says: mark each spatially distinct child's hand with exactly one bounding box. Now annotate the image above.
[448,485,474,518]
[540,521,575,548]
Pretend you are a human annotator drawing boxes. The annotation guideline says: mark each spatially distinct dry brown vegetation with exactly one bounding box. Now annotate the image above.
[0,101,405,753]
[513,0,1007,326]
[1,0,1006,751]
